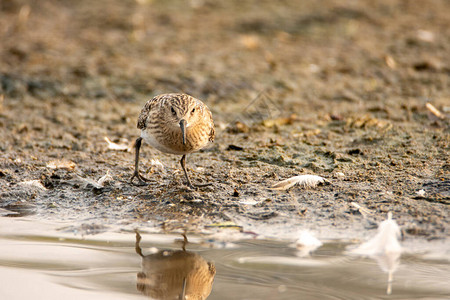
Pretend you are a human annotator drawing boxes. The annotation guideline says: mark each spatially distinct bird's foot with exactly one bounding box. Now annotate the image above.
[185,181,213,190]
[130,171,149,186]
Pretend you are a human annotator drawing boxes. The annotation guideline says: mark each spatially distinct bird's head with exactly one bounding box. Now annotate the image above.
[161,94,203,145]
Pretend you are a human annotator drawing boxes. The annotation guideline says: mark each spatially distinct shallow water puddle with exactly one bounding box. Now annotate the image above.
[0,218,449,300]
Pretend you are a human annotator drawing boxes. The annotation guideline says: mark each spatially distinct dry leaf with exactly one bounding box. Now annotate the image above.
[104,136,131,151]
[269,175,327,190]
[46,159,76,170]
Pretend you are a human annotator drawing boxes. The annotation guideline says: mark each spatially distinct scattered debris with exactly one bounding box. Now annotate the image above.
[227,121,249,134]
[227,144,244,151]
[269,175,328,190]
[334,172,345,179]
[416,29,435,42]
[76,175,103,189]
[18,180,47,190]
[426,102,446,119]
[416,189,426,197]
[0,208,19,216]
[76,172,114,189]
[240,34,260,50]
[58,223,109,236]
[350,202,373,217]
[104,136,132,151]
[346,114,392,131]
[384,55,396,69]
[262,114,297,128]
[149,159,164,171]
[239,198,259,205]
[348,148,364,156]
[206,221,243,230]
[245,211,277,220]
[413,58,443,72]
[97,170,114,186]
[46,159,76,170]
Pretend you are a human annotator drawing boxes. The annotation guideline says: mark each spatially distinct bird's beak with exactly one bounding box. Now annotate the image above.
[179,119,187,145]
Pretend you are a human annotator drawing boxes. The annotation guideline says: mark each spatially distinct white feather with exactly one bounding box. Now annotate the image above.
[269,175,327,190]
[295,230,322,257]
[150,159,164,170]
[97,170,114,186]
[352,212,402,257]
[19,180,47,191]
[348,213,402,295]
[104,136,131,151]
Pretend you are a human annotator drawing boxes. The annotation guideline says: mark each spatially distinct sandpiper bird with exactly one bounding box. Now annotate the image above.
[130,93,215,188]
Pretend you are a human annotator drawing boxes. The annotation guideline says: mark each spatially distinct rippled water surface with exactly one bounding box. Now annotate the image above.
[0,218,449,300]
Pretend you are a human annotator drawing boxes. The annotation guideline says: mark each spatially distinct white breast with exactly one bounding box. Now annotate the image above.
[141,130,184,155]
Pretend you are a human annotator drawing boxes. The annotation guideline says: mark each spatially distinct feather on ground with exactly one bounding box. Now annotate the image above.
[269,175,327,190]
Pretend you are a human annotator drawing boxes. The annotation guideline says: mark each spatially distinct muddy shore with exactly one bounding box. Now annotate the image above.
[0,0,449,241]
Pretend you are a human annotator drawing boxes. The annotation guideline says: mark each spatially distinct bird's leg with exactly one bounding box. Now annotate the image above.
[180,155,212,189]
[180,154,195,189]
[130,137,149,186]
[135,230,144,257]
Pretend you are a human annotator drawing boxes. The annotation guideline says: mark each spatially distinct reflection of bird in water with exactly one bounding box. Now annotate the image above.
[135,231,216,300]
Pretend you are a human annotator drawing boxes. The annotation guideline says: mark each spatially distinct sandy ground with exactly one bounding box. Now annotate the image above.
[0,0,449,241]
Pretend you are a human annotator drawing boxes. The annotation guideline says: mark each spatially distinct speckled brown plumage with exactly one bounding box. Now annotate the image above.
[135,232,215,299]
[131,93,215,188]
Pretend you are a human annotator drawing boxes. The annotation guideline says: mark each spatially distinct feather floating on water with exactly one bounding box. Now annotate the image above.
[295,230,322,257]
[352,212,401,256]
[350,212,402,295]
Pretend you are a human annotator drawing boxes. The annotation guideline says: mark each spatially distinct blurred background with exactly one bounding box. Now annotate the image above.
[1,0,449,114]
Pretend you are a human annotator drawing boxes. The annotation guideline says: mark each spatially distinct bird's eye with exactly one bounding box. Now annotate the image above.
[171,107,176,116]
[191,108,196,114]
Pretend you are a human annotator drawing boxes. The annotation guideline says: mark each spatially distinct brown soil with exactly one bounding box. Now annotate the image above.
[0,0,449,240]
